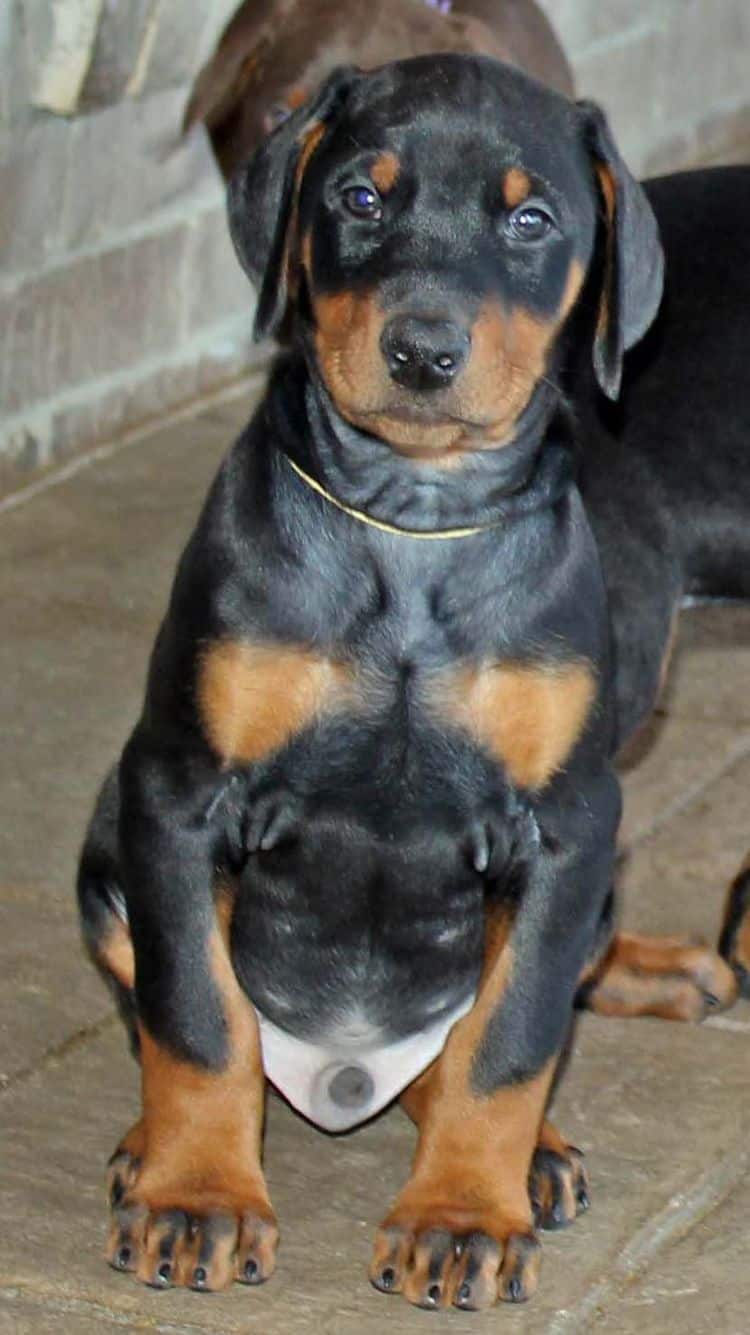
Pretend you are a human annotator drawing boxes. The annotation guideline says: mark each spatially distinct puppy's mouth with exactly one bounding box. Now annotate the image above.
[341,399,515,458]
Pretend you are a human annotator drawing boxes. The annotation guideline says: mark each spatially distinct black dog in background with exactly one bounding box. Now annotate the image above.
[78,56,749,1311]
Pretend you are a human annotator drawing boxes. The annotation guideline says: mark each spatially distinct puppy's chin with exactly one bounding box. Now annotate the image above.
[358,411,471,457]
[336,401,518,461]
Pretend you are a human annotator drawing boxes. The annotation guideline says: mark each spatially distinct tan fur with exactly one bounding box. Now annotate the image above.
[581,931,738,1021]
[502,166,531,207]
[371,150,401,193]
[428,657,596,790]
[96,915,135,992]
[199,639,354,765]
[311,262,585,458]
[374,911,550,1304]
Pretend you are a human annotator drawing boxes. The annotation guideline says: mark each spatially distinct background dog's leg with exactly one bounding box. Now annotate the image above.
[719,853,750,996]
[578,931,738,1021]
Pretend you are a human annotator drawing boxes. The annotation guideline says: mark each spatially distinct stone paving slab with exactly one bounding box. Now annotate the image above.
[620,749,750,942]
[1,1013,748,1335]
[592,1166,750,1335]
[1,395,750,1333]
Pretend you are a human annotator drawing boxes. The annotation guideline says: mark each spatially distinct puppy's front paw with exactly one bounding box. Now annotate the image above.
[105,1122,278,1291]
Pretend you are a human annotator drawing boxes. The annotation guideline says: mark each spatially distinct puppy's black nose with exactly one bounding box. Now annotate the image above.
[381,316,470,392]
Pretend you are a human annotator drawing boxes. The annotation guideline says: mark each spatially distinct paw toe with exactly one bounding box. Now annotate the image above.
[235,1211,279,1286]
[529,1146,588,1231]
[497,1232,541,1303]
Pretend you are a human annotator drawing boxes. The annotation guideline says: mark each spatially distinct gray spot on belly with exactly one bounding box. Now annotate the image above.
[322,1063,375,1111]
[256,991,476,1132]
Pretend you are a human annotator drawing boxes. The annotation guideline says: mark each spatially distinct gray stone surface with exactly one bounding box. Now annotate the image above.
[60,89,221,255]
[1,388,750,1334]
[2,225,188,416]
[540,0,750,175]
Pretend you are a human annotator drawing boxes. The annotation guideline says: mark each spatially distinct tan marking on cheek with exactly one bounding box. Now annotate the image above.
[199,640,355,766]
[428,659,597,790]
[460,261,585,444]
[371,151,400,193]
[313,289,389,417]
[503,167,532,208]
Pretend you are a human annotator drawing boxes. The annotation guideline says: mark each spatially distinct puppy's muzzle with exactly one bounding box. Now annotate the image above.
[381,315,470,392]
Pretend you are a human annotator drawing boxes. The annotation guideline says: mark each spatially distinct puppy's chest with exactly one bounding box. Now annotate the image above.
[199,556,597,792]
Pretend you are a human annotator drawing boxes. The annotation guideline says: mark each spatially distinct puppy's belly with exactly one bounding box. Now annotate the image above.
[256,994,475,1132]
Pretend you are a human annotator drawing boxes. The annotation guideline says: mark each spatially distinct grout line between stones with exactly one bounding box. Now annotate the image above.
[0,366,266,518]
[619,731,750,854]
[545,1142,750,1333]
[0,1285,217,1333]
[0,1012,119,1099]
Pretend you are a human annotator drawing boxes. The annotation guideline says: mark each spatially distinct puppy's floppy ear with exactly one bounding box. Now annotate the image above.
[228,66,358,340]
[579,100,664,399]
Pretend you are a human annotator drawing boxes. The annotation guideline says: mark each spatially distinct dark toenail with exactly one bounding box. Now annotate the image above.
[427,1283,441,1304]
[458,1281,472,1304]
[704,991,720,1007]
[193,1265,207,1287]
[577,1187,590,1210]
[116,1245,131,1268]
[508,1276,523,1301]
[244,1258,259,1283]
[110,1178,124,1206]
[157,1260,172,1284]
[380,1266,395,1290]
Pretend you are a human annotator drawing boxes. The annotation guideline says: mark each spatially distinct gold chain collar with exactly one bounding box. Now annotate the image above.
[283,454,496,539]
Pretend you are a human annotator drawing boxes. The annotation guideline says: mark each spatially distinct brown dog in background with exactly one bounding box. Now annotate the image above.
[184,0,573,180]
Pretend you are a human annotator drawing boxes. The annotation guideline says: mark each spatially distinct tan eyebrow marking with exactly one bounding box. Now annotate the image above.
[503,167,532,208]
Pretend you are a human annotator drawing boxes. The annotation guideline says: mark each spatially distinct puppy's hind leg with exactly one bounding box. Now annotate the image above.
[77,765,138,1053]
[719,853,750,997]
[577,931,738,1022]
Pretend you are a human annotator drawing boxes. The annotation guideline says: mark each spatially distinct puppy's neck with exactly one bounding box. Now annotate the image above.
[268,354,575,534]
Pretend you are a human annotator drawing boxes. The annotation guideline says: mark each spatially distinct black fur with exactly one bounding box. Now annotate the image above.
[78,58,748,1115]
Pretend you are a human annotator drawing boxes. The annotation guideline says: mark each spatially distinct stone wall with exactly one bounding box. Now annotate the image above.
[0,0,257,492]
[1,0,748,492]
[540,0,750,174]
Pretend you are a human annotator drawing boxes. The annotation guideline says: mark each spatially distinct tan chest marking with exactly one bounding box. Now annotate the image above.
[428,659,597,790]
[198,639,355,765]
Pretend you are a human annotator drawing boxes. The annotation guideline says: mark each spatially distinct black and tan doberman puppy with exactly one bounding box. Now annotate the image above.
[78,56,744,1310]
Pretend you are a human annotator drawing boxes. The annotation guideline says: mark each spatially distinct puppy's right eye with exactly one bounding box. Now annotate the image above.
[342,186,383,221]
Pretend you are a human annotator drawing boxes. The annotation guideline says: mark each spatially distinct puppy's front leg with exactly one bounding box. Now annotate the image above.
[370,770,621,1311]
[106,729,277,1292]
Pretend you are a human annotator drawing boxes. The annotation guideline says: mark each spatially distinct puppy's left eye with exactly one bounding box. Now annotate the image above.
[505,204,556,243]
[342,186,383,221]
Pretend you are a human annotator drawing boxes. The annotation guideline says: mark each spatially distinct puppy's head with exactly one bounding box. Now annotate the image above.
[229,55,663,460]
